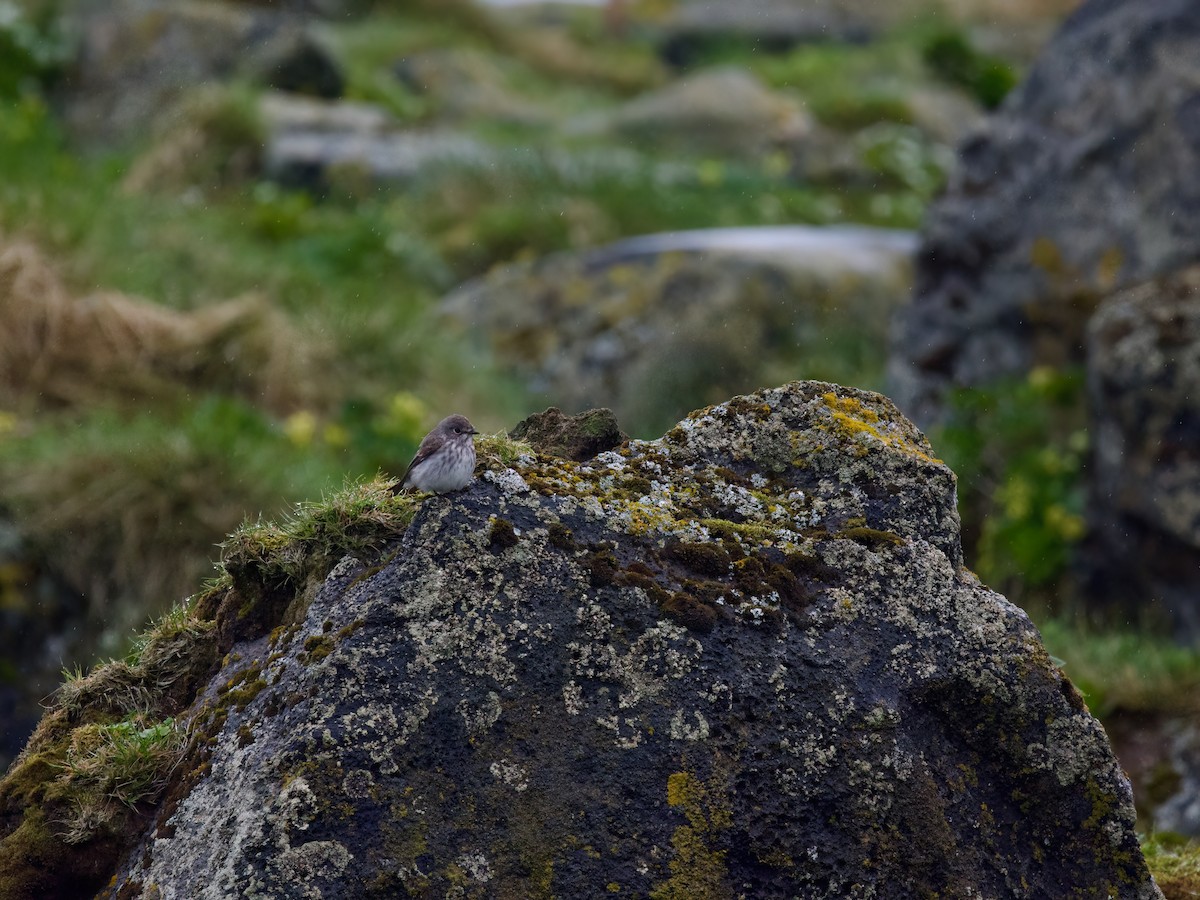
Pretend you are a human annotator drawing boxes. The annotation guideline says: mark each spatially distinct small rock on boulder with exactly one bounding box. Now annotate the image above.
[509,406,626,461]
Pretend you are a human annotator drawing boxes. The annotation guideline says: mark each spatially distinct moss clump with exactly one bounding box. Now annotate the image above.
[475,431,535,470]
[661,592,718,633]
[837,526,905,549]
[547,522,577,551]
[302,638,336,667]
[587,549,619,587]
[488,517,520,551]
[663,540,731,577]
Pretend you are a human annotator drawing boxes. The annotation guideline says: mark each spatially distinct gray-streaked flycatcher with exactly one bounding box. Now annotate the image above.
[395,414,479,493]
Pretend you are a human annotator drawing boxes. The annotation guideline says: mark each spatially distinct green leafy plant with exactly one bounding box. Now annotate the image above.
[936,367,1088,604]
[0,1,69,99]
[922,27,1018,110]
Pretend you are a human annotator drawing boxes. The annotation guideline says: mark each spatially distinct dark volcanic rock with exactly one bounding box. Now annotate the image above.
[509,406,627,461]
[1083,266,1200,639]
[891,0,1200,423]
[0,383,1161,899]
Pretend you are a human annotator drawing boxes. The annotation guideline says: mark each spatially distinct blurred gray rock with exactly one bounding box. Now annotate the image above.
[440,225,916,435]
[659,0,874,66]
[259,93,489,188]
[568,67,811,159]
[392,47,549,125]
[59,0,343,143]
[1083,266,1200,639]
[890,0,1200,424]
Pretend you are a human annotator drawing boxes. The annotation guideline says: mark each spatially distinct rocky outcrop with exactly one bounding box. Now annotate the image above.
[259,92,489,189]
[59,0,343,143]
[890,0,1200,423]
[509,406,626,462]
[0,382,1161,898]
[567,68,811,159]
[1083,266,1200,639]
[441,225,916,436]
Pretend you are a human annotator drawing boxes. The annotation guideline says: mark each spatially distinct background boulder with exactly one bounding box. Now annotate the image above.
[890,0,1200,423]
[1084,266,1200,639]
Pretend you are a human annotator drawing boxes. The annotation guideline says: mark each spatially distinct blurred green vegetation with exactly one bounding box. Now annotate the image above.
[921,26,1018,109]
[936,366,1088,606]
[1141,833,1200,900]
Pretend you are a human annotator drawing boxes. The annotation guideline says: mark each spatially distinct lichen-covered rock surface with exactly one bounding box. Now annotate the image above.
[1,382,1160,898]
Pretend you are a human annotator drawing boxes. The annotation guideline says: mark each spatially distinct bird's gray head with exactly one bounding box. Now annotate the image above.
[438,414,479,438]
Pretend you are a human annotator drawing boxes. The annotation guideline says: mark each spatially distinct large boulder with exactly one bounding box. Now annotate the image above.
[440,225,916,436]
[1083,265,1200,639]
[890,0,1200,423]
[567,68,811,159]
[0,382,1161,898]
[59,0,344,144]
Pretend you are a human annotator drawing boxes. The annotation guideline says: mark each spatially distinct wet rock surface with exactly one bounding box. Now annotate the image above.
[21,381,1153,899]
[890,0,1200,423]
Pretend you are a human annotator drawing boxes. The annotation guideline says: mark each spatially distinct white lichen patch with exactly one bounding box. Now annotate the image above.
[456,851,494,883]
[669,709,710,741]
[483,467,531,494]
[458,690,503,737]
[489,759,529,792]
[341,769,375,799]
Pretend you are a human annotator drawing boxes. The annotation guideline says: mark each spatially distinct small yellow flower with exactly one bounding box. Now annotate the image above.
[283,410,317,447]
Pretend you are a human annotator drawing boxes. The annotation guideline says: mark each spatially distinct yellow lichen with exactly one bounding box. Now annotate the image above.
[652,771,731,900]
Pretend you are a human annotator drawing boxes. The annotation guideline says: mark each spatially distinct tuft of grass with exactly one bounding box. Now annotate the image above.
[0,398,346,638]
[476,431,536,470]
[57,714,184,843]
[219,476,420,590]
[1141,833,1200,900]
[1038,618,1200,720]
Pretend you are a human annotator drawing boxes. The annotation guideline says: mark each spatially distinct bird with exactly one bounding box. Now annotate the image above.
[394,414,480,494]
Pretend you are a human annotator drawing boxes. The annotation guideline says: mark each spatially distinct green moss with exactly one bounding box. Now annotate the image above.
[661,592,718,633]
[303,634,335,663]
[224,678,267,711]
[547,522,577,551]
[587,549,619,587]
[488,517,520,551]
[663,540,731,577]
[836,526,906,549]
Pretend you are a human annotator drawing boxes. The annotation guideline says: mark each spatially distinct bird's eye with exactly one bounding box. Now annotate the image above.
[454,427,461,433]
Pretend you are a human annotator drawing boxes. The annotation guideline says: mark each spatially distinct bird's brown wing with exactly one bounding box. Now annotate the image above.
[392,431,440,493]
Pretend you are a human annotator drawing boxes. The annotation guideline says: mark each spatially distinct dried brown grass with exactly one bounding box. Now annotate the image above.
[0,236,319,415]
